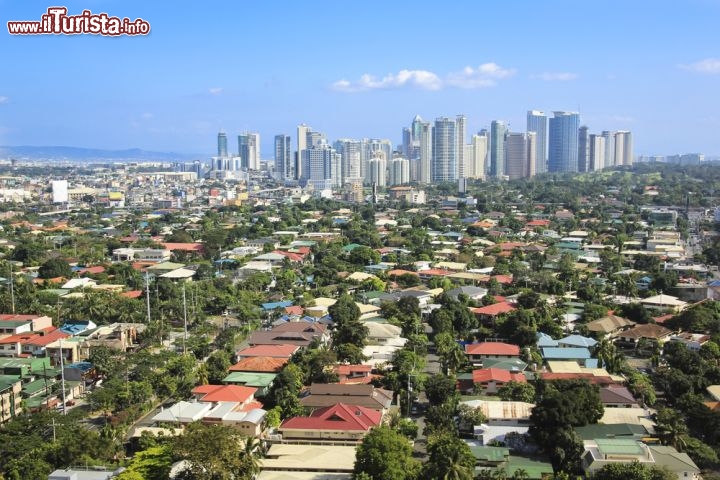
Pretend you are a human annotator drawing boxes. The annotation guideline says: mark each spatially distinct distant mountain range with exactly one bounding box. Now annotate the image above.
[0,145,204,162]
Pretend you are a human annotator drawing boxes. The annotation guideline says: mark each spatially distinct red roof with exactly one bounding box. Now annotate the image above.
[491,275,514,285]
[419,268,453,277]
[0,314,44,321]
[334,364,372,376]
[162,242,204,252]
[192,384,257,403]
[472,368,526,384]
[78,266,105,275]
[236,344,299,358]
[387,269,419,277]
[526,219,551,227]
[280,402,382,432]
[229,356,288,372]
[0,328,69,347]
[465,342,520,356]
[121,290,143,299]
[471,302,516,317]
[272,250,304,262]
[284,306,304,316]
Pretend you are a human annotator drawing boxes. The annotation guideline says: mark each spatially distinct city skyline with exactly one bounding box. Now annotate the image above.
[2,1,720,156]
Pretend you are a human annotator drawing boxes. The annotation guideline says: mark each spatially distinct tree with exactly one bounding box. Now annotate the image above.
[205,350,231,384]
[116,445,172,480]
[424,432,476,480]
[172,422,258,480]
[329,295,368,362]
[38,257,72,279]
[425,373,458,406]
[457,403,488,433]
[497,381,535,403]
[353,426,421,480]
[591,461,676,480]
[654,407,689,452]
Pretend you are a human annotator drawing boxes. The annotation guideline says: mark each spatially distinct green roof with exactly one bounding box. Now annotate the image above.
[22,378,53,396]
[595,438,645,456]
[342,243,364,252]
[481,358,528,371]
[223,372,276,387]
[469,446,510,463]
[503,455,554,479]
[574,423,648,441]
[0,375,21,391]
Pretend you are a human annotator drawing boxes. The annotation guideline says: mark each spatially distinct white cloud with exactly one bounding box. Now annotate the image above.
[332,63,513,92]
[0,96,8,105]
[141,112,153,119]
[530,72,578,81]
[446,63,516,88]
[678,58,720,74]
[333,70,442,92]
[208,87,223,95]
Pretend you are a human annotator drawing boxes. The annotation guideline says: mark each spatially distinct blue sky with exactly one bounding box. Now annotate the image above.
[1,0,720,157]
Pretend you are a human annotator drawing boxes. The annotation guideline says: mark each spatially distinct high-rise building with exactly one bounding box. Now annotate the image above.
[217,130,228,158]
[362,139,393,184]
[578,125,589,172]
[588,134,606,172]
[465,133,487,180]
[368,156,387,187]
[301,136,336,191]
[526,111,547,174]
[389,157,410,186]
[548,111,580,173]
[334,139,363,184]
[274,134,292,180]
[489,121,507,178]
[238,132,260,170]
[601,131,616,169]
[296,124,311,180]
[505,132,537,180]
[402,127,412,159]
[432,117,457,182]
[456,115,466,179]
[615,131,633,166]
[418,122,433,184]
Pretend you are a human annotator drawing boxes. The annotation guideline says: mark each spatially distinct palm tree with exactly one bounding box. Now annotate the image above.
[511,468,529,480]
[239,436,262,479]
[655,408,688,452]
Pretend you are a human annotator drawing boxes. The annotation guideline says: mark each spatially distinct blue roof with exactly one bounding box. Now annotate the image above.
[67,362,94,372]
[261,300,293,311]
[542,347,591,359]
[536,332,559,348]
[585,359,599,369]
[60,321,93,335]
[559,335,598,348]
[709,280,720,287]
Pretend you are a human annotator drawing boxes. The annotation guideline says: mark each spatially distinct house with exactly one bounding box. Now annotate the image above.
[471,302,516,325]
[582,439,700,479]
[667,332,710,352]
[599,386,640,408]
[222,372,277,397]
[557,334,597,349]
[202,404,266,437]
[0,376,22,423]
[459,400,534,425]
[259,444,357,477]
[0,314,53,336]
[585,315,636,338]
[541,347,592,366]
[299,384,393,413]
[615,323,673,346]
[236,344,299,360]
[191,384,258,409]
[365,323,404,346]
[247,322,329,348]
[465,342,521,365]
[48,467,124,480]
[471,368,526,394]
[278,403,382,442]
[639,294,688,313]
[229,356,288,373]
[445,285,488,302]
[333,364,373,384]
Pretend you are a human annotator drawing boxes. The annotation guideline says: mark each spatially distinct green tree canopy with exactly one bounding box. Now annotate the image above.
[353,426,421,480]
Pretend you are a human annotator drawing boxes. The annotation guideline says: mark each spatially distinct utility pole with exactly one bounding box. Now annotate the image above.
[59,338,67,416]
[182,284,188,355]
[8,263,15,314]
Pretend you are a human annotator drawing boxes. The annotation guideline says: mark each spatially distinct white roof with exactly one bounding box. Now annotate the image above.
[61,278,96,289]
[640,294,687,307]
[260,444,357,472]
[152,401,212,423]
[159,268,196,279]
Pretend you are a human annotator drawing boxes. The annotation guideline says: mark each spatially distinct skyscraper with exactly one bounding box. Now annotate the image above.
[296,124,311,180]
[588,134,606,172]
[238,132,260,170]
[274,134,292,180]
[548,111,580,173]
[432,117,457,182]
[505,132,536,180]
[362,139,393,184]
[466,133,487,179]
[578,125,589,172]
[615,131,633,166]
[368,156,387,187]
[301,134,336,191]
[389,157,410,186]
[527,111,547,174]
[418,121,433,184]
[601,131,615,168]
[334,139,363,184]
[489,121,507,178]
[456,115,466,179]
[217,130,228,157]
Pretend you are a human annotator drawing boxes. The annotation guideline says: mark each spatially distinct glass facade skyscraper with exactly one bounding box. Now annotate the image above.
[548,111,580,173]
